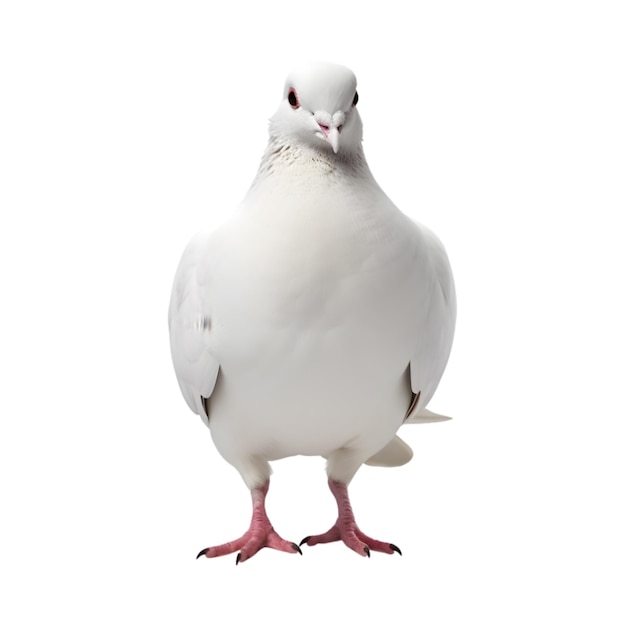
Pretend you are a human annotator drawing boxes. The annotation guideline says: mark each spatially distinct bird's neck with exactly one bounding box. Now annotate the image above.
[248,135,374,192]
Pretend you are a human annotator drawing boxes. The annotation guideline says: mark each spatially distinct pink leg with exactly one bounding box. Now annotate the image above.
[300,479,401,557]
[196,482,301,564]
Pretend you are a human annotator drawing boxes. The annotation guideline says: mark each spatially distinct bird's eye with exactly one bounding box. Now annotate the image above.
[352,91,359,107]
[288,88,299,109]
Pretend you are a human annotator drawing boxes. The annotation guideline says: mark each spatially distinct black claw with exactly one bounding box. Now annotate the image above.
[291,542,303,555]
[364,546,371,558]
[196,548,209,560]
[236,553,242,565]
[299,536,311,547]
[390,544,402,556]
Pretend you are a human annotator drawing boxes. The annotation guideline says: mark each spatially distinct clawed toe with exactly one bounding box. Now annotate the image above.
[198,531,301,564]
[390,543,402,556]
[299,524,400,557]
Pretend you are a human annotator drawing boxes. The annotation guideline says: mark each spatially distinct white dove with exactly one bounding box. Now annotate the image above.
[169,62,456,563]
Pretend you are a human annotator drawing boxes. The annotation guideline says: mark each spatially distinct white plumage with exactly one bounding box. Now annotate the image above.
[169,62,455,562]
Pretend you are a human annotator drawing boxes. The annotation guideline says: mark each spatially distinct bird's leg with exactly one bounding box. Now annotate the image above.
[196,481,301,564]
[300,479,401,557]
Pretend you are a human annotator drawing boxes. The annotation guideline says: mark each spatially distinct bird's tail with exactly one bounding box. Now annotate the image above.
[404,407,452,424]
[365,435,413,467]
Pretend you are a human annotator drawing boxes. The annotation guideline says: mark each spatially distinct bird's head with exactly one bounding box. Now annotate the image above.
[269,62,363,156]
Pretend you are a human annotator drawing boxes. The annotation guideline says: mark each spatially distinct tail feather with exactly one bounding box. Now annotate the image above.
[405,407,452,424]
[365,435,413,467]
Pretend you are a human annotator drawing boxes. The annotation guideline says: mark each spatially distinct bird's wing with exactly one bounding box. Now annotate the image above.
[405,224,456,423]
[168,231,220,425]
[365,224,455,467]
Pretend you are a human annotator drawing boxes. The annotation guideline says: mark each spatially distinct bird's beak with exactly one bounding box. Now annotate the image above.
[326,126,341,154]
[315,112,345,154]
[317,124,341,154]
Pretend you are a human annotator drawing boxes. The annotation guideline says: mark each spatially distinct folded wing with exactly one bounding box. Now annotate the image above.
[406,223,456,422]
[168,232,220,425]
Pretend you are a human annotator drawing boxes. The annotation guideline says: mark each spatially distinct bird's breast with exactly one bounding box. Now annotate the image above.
[210,189,422,372]
[203,186,431,460]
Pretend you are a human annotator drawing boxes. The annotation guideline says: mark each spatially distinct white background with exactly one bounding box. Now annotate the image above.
[1,1,625,623]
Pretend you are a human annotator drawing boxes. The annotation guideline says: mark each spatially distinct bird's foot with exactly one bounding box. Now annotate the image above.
[196,482,301,564]
[300,479,401,557]
[300,524,400,557]
[197,527,301,564]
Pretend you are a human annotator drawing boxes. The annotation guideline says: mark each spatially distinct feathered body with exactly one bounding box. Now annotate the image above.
[168,62,455,561]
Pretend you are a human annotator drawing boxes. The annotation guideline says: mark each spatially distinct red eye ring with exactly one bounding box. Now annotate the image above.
[288,88,300,109]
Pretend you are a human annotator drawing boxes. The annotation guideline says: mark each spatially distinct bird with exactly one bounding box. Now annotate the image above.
[168,62,456,563]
